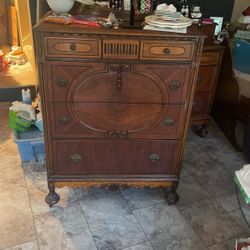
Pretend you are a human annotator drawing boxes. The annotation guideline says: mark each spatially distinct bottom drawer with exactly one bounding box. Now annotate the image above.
[52,140,179,175]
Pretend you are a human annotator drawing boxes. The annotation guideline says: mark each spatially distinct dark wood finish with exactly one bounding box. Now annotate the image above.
[34,11,204,206]
[191,44,224,136]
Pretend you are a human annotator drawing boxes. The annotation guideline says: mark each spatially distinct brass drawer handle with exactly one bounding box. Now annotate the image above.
[119,130,128,138]
[163,48,171,55]
[56,78,68,87]
[70,154,82,162]
[59,116,70,125]
[169,80,180,90]
[164,118,174,127]
[149,153,160,162]
[70,43,76,51]
[107,130,118,138]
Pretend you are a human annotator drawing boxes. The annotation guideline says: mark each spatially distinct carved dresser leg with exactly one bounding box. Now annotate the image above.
[165,182,179,205]
[45,182,60,207]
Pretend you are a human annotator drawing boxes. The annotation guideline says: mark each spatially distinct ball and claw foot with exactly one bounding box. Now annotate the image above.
[166,190,179,205]
[45,183,60,207]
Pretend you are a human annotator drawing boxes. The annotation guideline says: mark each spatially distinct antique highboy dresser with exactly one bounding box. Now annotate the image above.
[34,13,204,206]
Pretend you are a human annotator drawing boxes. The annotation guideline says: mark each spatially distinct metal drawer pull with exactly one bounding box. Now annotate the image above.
[119,130,128,138]
[56,78,68,87]
[59,116,70,125]
[70,154,82,162]
[163,48,171,55]
[107,130,118,138]
[149,153,160,162]
[169,80,180,90]
[164,118,174,127]
[70,43,76,51]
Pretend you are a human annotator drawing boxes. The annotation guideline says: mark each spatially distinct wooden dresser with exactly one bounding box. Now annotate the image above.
[34,19,204,206]
[191,44,224,136]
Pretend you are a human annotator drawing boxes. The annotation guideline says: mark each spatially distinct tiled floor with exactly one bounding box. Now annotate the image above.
[0,102,249,250]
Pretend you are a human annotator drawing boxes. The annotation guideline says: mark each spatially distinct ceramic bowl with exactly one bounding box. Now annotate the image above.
[47,0,75,14]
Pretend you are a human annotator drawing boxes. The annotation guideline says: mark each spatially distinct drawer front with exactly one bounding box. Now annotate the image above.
[200,51,220,65]
[46,62,191,104]
[49,103,186,139]
[196,65,217,92]
[191,92,213,116]
[141,40,194,61]
[45,37,101,58]
[53,139,179,175]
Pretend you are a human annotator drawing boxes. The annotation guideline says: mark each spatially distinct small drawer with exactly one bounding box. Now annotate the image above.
[45,37,101,58]
[191,92,213,116]
[141,40,194,61]
[195,65,217,92]
[52,139,178,175]
[200,51,220,65]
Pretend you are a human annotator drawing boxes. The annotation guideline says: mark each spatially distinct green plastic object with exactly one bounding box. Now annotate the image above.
[234,175,250,204]
[8,111,32,132]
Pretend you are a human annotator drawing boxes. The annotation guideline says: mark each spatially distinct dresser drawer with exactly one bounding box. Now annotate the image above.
[49,103,186,139]
[46,62,191,104]
[45,37,101,58]
[141,40,194,61]
[200,51,220,65]
[195,65,217,92]
[52,139,178,175]
[191,92,213,116]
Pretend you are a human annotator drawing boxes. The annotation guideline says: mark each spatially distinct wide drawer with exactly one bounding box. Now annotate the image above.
[195,65,217,92]
[141,40,194,61]
[44,37,101,58]
[52,139,179,175]
[48,102,186,139]
[200,51,220,65]
[191,92,213,116]
[46,61,191,104]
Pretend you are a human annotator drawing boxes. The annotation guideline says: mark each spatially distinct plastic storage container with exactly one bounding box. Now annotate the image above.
[232,38,250,74]
[14,126,45,161]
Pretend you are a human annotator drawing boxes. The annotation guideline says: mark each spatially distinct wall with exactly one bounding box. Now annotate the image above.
[231,0,249,22]
[0,1,7,45]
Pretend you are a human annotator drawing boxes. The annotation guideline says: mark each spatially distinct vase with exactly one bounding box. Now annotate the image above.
[47,0,75,14]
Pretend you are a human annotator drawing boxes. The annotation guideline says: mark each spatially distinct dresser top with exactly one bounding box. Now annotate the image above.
[34,11,205,39]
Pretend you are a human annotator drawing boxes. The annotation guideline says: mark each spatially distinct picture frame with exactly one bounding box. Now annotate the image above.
[210,16,224,36]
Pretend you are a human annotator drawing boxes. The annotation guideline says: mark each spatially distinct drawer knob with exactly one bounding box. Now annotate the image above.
[164,118,174,127]
[169,80,180,90]
[70,154,82,162]
[56,78,68,87]
[163,48,171,55]
[59,116,70,125]
[70,43,76,51]
[149,153,160,162]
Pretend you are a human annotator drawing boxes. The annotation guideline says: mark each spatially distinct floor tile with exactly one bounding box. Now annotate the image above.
[208,238,238,250]
[122,241,153,250]
[134,203,207,250]
[230,208,250,234]
[120,187,166,210]
[34,204,96,250]
[176,175,211,208]
[179,199,246,247]
[0,178,36,249]
[190,159,235,198]
[76,188,147,250]
[3,240,39,250]
[23,162,78,216]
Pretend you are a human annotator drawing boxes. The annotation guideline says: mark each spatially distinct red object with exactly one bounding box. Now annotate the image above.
[0,50,8,71]
[70,19,100,27]
[242,6,250,16]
